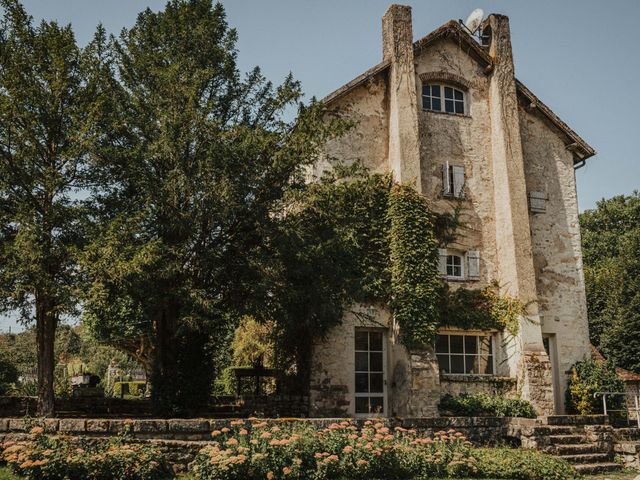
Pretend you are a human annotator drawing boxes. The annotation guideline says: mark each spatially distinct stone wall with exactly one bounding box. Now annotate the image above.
[440,375,516,397]
[519,103,592,413]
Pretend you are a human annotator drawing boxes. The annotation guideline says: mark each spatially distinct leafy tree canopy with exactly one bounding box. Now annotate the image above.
[0,0,107,413]
[580,192,640,372]
[80,0,344,411]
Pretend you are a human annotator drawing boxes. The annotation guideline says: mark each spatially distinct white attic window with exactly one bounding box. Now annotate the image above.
[422,84,466,114]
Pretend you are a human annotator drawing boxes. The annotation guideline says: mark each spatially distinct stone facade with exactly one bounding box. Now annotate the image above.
[310,5,595,418]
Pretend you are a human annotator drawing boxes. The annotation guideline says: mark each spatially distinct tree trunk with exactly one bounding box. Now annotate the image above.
[151,297,180,414]
[36,295,56,416]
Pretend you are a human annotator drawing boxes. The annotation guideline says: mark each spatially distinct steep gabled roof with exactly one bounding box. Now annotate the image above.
[321,18,595,163]
[413,20,492,68]
[322,60,390,106]
[515,79,595,162]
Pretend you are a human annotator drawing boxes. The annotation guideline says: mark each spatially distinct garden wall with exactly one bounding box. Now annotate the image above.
[0,415,614,473]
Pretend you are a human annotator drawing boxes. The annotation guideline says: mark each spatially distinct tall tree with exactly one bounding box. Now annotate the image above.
[0,0,99,414]
[81,0,341,412]
[581,192,640,372]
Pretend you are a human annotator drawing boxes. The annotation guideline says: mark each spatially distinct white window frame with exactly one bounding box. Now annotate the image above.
[442,162,465,199]
[435,332,496,376]
[439,248,481,281]
[353,329,387,417]
[446,254,464,279]
[422,83,467,115]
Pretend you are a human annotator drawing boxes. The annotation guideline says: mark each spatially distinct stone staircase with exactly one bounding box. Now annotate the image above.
[512,415,622,475]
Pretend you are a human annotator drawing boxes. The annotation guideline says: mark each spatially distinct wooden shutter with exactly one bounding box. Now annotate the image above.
[442,162,451,196]
[466,250,480,279]
[438,248,448,276]
[452,165,465,198]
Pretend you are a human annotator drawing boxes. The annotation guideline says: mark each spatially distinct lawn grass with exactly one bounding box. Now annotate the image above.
[0,466,19,480]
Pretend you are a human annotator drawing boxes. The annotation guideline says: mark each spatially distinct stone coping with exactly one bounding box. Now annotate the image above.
[0,416,519,434]
[0,415,607,435]
[440,374,516,383]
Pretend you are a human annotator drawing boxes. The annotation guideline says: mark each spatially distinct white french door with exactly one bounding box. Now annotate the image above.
[354,329,387,416]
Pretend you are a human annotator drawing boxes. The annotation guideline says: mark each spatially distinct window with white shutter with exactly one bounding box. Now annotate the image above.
[442,163,465,198]
[528,191,546,213]
[466,250,480,279]
[452,165,465,198]
[442,162,452,196]
[438,248,448,276]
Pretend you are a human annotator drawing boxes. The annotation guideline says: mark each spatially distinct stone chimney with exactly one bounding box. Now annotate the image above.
[381,5,421,191]
[486,14,555,415]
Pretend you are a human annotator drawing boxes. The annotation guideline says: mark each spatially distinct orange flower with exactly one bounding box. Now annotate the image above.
[266,472,274,480]
[282,466,292,475]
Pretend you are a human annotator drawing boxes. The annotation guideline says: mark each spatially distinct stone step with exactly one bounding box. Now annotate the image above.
[615,427,640,440]
[544,415,607,426]
[572,462,623,475]
[614,441,640,454]
[559,452,612,464]
[550,443,604,455]
[531,425,585,435]
[547,434,589,445]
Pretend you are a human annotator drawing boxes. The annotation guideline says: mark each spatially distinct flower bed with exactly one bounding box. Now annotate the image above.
[189,419,579,480]
[0,427,169,480]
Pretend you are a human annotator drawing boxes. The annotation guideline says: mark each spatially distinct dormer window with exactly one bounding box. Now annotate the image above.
[422,84,466,114]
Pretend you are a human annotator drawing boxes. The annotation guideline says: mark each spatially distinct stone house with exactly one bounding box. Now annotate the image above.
[309,5,595,418]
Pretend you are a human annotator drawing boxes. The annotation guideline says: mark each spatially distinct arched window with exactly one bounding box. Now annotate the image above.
[422,84,466,114]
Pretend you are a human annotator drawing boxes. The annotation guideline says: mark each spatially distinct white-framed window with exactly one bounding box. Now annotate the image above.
[438,249,480,280]
[422,84,466,114]
[446,254,463,278]
[442,162,465,198]
[436,333,495,375]
[354,329,386,416]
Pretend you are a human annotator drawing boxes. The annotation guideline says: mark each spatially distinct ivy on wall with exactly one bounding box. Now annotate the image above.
[388,184,441,349]
[438,282,525,336]
[283,166,527,355]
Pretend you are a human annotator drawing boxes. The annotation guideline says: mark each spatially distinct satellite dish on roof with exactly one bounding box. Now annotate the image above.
[464,8,484,34]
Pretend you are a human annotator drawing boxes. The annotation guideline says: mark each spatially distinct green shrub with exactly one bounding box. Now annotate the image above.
[567,358,625,415]
[473,447,580,480]
[439,393,537,418]
[0,427,169,479]
[113,381,146,398]
[0,357,18,395]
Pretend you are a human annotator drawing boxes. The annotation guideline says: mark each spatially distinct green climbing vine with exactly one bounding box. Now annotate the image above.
[285,165,527,353]
[387,184,441,349]
[438,282,525,336]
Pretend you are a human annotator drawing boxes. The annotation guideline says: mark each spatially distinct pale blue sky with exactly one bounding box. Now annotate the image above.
[1,0,638,332]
